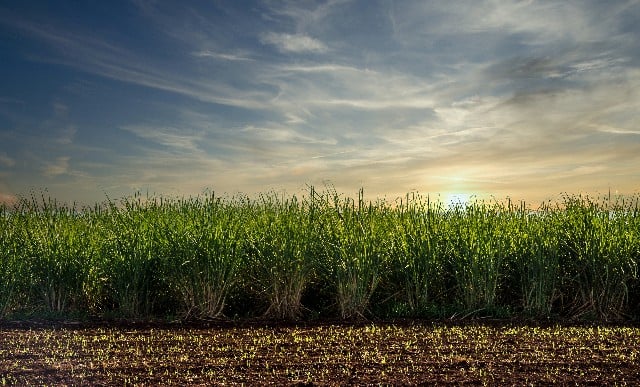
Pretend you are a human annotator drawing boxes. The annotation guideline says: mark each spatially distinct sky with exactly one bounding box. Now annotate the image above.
[1,0,639,207]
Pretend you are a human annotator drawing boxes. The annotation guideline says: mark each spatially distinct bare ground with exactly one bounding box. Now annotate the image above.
[1,320,639,385]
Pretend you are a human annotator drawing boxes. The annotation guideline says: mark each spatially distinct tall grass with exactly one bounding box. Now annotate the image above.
[559,195,640,319]
[96,194,169,317]
[447,201,511,312]
[160,195,245,319]
[506,202,562,316]
[322,189,396,319]
[19,195,96,314]
[0,203,23,318]
[243,193,318,319]
[1,188,638,322]
[389,194,448,315]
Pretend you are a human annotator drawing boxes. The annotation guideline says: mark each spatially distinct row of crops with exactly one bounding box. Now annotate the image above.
[1,188,639,322]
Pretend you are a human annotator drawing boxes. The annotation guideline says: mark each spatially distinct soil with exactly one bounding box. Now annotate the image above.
[1,320,639,385]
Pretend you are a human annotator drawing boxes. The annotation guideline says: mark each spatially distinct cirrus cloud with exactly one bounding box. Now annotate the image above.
[260,32,328,53]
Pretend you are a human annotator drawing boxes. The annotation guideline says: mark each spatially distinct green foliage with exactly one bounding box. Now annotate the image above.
[19,195,95,313]
[1,188,638,322]
[161,195,245,320]
[506,202,562,316]
[387,194,448,316]
[243,193,317,319]
[321,189,396,319]
[447,201,510,310]
[95,195,168,317]
[558,195,639,320]
[0,204,24,318]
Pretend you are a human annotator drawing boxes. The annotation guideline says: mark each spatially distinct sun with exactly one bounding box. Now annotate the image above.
[445,192,471,208]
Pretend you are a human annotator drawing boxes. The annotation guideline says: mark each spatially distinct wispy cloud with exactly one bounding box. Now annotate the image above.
[39,101,77,145]
[260,32,328,53]
[262,0,352,31]
[120,125,205,154]
[42,156,70,178]
[594,125,640,135]
[192,50,254,61]
[268,62,439,114]
[0,13,273,111]
[0,152,15,168]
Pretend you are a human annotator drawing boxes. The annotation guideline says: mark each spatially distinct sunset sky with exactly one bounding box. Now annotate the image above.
[1,1,639,206]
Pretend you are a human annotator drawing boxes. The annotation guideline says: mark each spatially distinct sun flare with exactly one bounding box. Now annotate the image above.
[445,192,471,208]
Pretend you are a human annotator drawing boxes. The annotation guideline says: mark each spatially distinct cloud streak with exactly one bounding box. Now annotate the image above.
[261,32,328,53]
[42,156,71,178]
[192,50,255,62]
[0,152,15,168]
[0,13,274,111]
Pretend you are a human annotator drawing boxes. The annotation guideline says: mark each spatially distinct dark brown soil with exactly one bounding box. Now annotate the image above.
[1,320,639,385]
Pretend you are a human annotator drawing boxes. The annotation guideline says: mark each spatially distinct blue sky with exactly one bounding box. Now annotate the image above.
[1,0,639,206]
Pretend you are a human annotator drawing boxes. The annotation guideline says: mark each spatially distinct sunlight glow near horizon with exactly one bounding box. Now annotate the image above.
[444,193,473,208]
